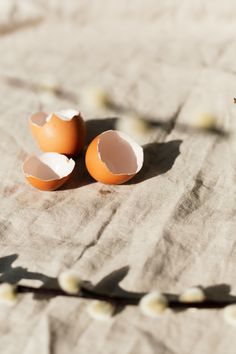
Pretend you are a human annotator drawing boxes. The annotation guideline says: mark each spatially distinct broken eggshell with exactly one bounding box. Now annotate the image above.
[23,152,75,191]
[29,109,86,156]
[85,130,144,185]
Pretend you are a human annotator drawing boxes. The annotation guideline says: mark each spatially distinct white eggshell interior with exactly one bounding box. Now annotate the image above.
[30,109,79,126]
[23,153,75,181]
[46,109,80,122]
[97,130,143,175]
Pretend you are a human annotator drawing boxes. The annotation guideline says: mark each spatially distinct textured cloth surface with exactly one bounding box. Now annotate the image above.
[0,1,236,353]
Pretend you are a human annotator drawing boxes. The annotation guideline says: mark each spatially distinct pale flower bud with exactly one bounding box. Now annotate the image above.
[193,112,217,130]
[139,291,168,317]
[58,270,81,294]
[223,305,236,327]
[179,287,205,303]
[81,87,110,111]
[87,300,115,321]
[39,76,59,92]
[0,283,17,305]
[115,114,150,144]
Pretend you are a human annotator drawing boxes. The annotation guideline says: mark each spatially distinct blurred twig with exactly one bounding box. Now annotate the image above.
[2,74,231,138]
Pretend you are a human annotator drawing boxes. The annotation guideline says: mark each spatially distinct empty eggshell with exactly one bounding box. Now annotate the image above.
[85,130,144,184]
[29,109,86,156]
[23,152,75,191]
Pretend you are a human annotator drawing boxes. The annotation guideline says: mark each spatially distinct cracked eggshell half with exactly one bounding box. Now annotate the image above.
[85,130,144,184]
[29,109,86,156]
[23,152,75,191]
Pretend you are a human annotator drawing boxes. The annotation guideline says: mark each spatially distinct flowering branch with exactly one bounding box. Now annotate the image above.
[14,283,236,309]
[1,269,236,324]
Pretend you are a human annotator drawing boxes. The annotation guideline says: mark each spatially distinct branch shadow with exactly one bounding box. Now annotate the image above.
[90,266,144,298]
[0,255,143,313]
[0,255,236,315]
[0,254,58,292]
[86,117,117,145]
[58,151,93,191]
[83,266,145,315]
[172,283,236,314]
[203,283,236,301]
[61,138,182,189]
[128,139,182,184]
[0,255,138,314]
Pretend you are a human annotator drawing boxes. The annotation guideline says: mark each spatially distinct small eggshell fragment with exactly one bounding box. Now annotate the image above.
[85,130,144,185]
[23,152,75,191]
[29,109,86,156]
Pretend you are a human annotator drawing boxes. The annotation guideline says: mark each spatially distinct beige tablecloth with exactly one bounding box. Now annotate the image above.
[0,1,236,353]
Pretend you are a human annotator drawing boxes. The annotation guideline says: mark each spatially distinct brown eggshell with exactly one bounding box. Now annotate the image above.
[29,109,86,156]
[85,130,143,185]
[23,152,75,191]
